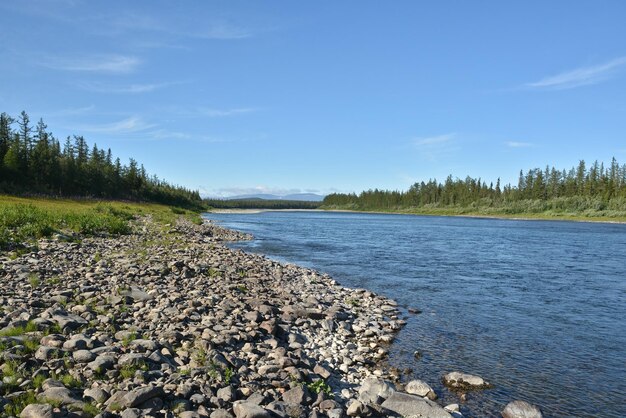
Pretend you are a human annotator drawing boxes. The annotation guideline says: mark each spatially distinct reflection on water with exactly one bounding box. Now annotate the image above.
[204,211,626,418]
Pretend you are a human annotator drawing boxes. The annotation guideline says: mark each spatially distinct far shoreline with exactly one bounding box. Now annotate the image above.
[208,207,626,225]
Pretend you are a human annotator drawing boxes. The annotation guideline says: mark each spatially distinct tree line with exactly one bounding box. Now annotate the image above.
[323,159,626,214]
[206,199,321,210]
[0,111,202,209]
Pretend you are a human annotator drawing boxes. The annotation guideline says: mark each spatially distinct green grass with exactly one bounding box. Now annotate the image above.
[121,332,137,347]
[119,362,148,379]
[321,201,626,224]
[2,391,38,416]
[81,402,100,417]
[28,273,41,288]
[19,337,40,354]
[57,373,83,389]
[32,374,47,390]
[0,195,205,252]
[0,320,38,337]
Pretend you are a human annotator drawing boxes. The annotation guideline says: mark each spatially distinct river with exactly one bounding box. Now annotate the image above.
[203,210,626,417]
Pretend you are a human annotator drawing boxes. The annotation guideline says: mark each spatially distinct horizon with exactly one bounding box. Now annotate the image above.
[1,1,625,198]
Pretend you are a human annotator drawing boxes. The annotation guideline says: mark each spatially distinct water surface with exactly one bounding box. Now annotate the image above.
[203,211,626,417]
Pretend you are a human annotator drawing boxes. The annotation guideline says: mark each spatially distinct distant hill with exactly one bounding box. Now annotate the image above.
[226,193,324,202]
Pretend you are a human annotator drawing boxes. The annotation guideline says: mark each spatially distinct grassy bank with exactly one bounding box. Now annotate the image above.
[0,195,204,252]
[320,203,626,223]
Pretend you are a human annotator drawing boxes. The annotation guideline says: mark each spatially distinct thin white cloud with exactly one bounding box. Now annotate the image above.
[109,13,251,40]
[506,141,533,148]
[148,130,235,143]
[412,133,459,162]
[162,105,258,118]
[76,81,180,94]
[414,133,455,147]
[195,24,251,40]
[211,186,303,198]
[200,107,256,117]
[75,117,155,134]
[526,57,626,90]
[43,54,140,74]
[42,105,95,117]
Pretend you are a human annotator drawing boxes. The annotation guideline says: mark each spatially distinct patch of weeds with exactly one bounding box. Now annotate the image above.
[93,251,102,263]
[207,366,219,381]
[19,337,40,355]
[0,321,38,337]
[121,332,137,347]
[119,362,148,379]
[345,298,360,308]
[2,391,37,416]
[1,359,22,378]
[237,269,247,278]
[208,268,220,278]
[193,347,208,367]
[307,379,333,396]
[32,373,47,390]
[108,402,123,412]
[59,373,82,389]
[47,276,61,285]
[44,398,63,408]
[28,273,40,288]
[81,402,100,417]
[119,302,129,314]
[44,323,62,335]
[179,368,191,376]
[224,367,234,384]
[236,284,248,294]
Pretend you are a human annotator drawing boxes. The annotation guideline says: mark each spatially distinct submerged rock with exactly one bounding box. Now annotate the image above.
[405,379,437,400]
[443,371,492,390]
[502,400,543,418]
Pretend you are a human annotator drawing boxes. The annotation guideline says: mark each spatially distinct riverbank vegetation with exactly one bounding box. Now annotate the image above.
[206,198,321,210]
[322,159,626,220]
[0,111,202,209]
[0,195,202,252]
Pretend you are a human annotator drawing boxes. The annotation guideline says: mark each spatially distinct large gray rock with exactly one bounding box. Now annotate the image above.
[381,392,452,418]
[84,387,110,403]
[405,379,437,400]
[217,386,235,402]
[118,353,147,366]
[443,371,491,390]
[210,409,234,418]
[34,346,61,361]
[502,400,543,418]
[122,385,164,408]
[40,387,82,405]
[105,390,129,411]
[119,286,152,302]
[358,377,395,405]
[233,401,271,418]
[128,339,158,352]
[50,312,88,332]
[88,355,116,372]
[266,401,306,418]
[20,403,53,418]
[73,349,96,363]
[282,385,311,405]
[346,400,368,416]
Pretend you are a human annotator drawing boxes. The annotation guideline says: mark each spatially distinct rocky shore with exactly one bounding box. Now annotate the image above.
[0,215,540,418]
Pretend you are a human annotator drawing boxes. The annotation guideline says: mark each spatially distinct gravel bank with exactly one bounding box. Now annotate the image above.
[0,216,431,417]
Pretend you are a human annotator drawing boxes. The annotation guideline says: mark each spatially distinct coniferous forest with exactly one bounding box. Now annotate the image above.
[323,159,626,216]
[0,112,202,208]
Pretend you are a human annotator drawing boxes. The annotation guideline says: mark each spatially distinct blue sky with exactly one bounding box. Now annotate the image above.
[1,1,625,197]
